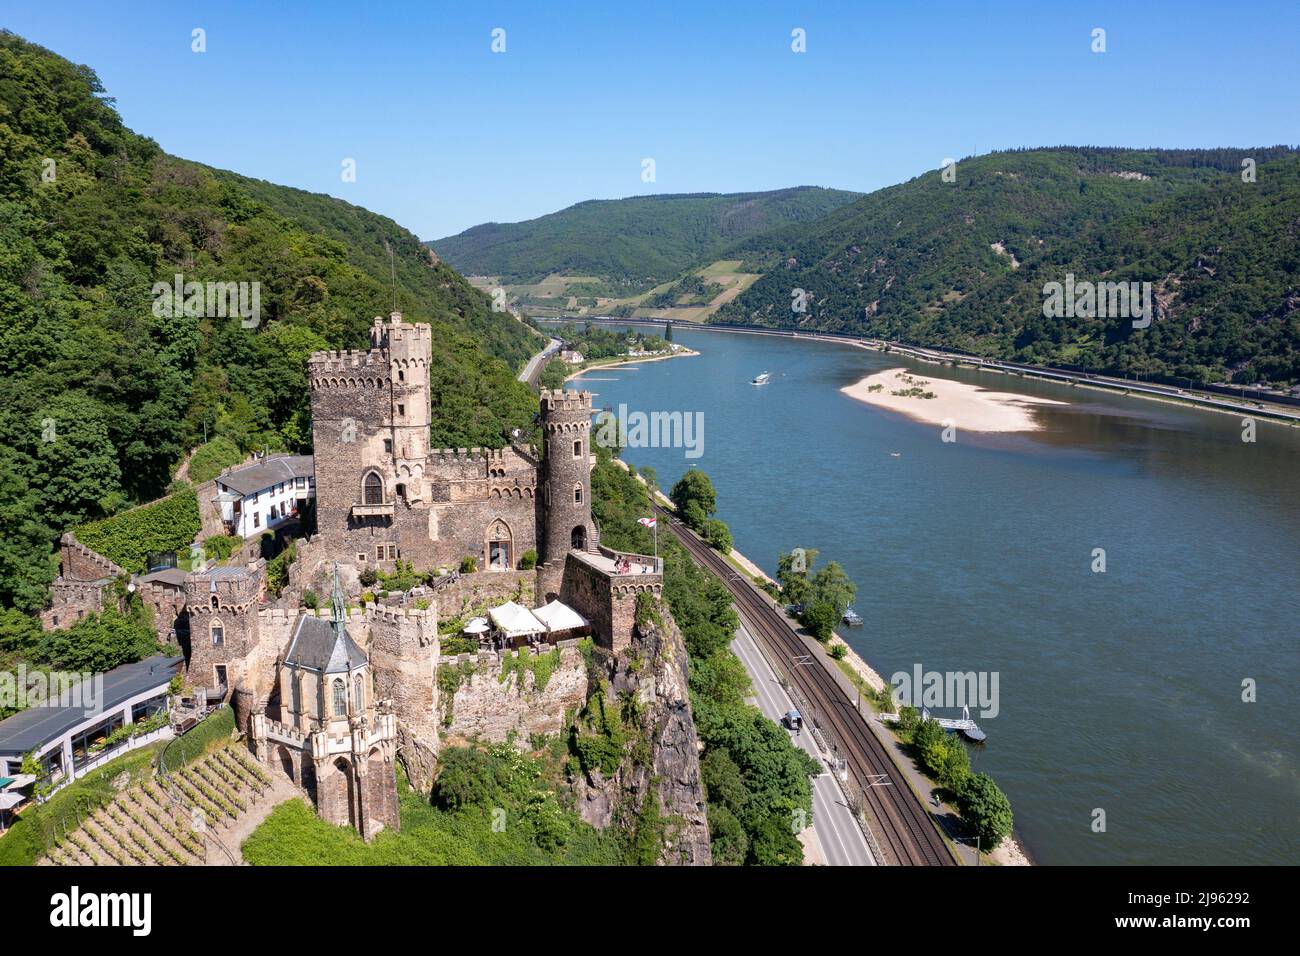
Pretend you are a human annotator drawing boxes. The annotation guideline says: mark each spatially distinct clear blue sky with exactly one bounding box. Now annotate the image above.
[7,1,1299,238]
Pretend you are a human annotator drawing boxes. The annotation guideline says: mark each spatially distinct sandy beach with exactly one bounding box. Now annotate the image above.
[841,367,1067,432]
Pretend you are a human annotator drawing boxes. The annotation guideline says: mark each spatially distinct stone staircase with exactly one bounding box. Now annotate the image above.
[40,746,277,866]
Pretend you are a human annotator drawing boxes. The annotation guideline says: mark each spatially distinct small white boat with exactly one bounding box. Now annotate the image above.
[751,371,771,386]
[842,608,864,626]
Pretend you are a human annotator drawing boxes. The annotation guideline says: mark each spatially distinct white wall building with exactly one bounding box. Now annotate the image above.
[213,454,315,539]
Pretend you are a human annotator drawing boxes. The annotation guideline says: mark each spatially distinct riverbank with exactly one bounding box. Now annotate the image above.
[631,463,1030,865]
[562,346,699,383]
[555,318,1300,428]
[841,367,1068,433]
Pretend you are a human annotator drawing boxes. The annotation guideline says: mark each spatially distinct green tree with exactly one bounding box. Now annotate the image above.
[702,518,733,553]
[800,600,838,641]
[431,746,498,811]
[809,560,856,617]
[706,804,747,865]
[31,394,122,528]
[36,603,161,672]
[776,547,818,606]
[912,716,947,753]
[669,470,716,532]
[958,772,1014,851]
[0,447,55,613]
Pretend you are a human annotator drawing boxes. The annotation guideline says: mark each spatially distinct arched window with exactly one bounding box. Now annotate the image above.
[210,595,219,609]
[573,484,583,504]
[353,673,364,711]
[396,482,406,501]
[363,472,384,505]
[332,678,347,716]
[211,620,224,646]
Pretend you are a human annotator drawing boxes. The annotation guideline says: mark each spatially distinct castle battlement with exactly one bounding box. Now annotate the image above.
[308,348,390,376]
[364,603,436,623]
[540,389,593,413]
[58,532,126,581]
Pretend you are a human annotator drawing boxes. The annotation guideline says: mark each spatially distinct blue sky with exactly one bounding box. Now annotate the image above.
[7,1,1299,238]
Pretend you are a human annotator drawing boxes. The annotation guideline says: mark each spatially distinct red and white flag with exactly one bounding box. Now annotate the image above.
[638,517,657,529]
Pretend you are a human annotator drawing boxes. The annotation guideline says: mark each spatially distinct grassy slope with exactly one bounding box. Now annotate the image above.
[430,187,861,293]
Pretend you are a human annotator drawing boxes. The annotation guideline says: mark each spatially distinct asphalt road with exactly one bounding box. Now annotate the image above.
[732,624,876,866]
[519,336,561,385]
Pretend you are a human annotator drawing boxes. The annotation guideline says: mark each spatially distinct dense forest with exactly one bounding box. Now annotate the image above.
[429,187,860,294]
[711,147,1300,385]
[0,31,542,618]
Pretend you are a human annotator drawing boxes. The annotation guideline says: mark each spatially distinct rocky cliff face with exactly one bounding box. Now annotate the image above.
[575,603,712,866]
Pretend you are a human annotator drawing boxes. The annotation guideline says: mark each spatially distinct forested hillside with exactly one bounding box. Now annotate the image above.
[712,147,1300,386]
[0,31,541,615]
[430,187,859,294]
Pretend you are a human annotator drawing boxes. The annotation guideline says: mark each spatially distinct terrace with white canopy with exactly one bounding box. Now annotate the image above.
[478,599,590,650]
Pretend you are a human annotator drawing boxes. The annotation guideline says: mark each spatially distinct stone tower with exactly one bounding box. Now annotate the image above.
[539,389,594,570]
[376,314,432,491]
[308,313,436,569]
[182,564,269,731]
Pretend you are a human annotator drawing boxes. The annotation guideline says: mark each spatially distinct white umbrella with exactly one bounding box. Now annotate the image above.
[463,617,489,635]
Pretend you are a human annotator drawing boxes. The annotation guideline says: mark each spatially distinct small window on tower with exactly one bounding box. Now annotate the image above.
[574,485,583,504]
[211,622,224,646]
[398,370,405,382]
[384,439,393,454]
[573,440,582,458]
[397,404,405,416]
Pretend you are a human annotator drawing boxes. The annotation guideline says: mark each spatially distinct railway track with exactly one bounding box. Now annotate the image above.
[656,504,957,866]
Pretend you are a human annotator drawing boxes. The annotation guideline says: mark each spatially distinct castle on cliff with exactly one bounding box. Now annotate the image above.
[41,313,663,841]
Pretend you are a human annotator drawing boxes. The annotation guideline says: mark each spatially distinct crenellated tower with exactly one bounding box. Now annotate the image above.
[539,389,594,569]
[376,314,432,484]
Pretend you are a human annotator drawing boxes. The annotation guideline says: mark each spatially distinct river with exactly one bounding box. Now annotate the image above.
[557,322,1300,866]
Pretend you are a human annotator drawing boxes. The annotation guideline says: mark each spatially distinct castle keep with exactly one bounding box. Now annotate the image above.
[41,313,662,841]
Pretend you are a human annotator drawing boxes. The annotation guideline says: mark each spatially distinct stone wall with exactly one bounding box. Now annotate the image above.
[364,604,441,790]
[41,581,106,630]
[137,580,185,645]
[58,533,125,582]
[437,569,536,620]
[561,550,661,654]
[194,478,224,540]
[442,640,589,745]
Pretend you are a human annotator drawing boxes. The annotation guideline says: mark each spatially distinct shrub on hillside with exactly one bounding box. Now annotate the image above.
[75,484,201,572]
[186,438,245,484]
